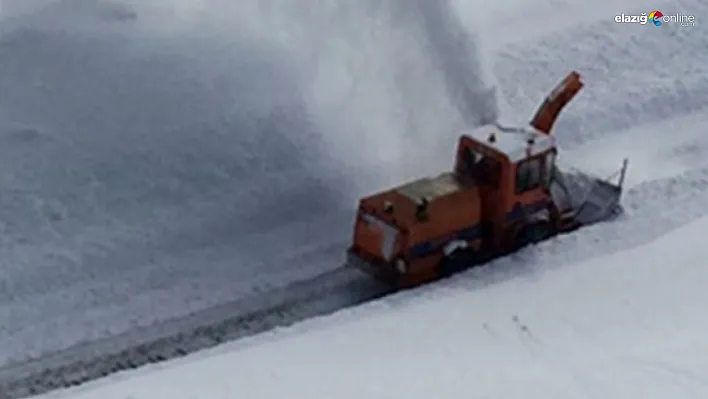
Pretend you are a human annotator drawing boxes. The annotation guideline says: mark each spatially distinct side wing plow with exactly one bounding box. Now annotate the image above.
[551,158,629,226]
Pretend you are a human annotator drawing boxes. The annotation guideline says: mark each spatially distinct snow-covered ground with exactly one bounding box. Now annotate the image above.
[18,0,708,396]
[35,212,708,399]
[1,0,706,395]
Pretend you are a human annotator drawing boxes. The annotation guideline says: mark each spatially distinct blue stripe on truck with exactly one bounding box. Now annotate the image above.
[408,199,549,259]
[409,224,482,259]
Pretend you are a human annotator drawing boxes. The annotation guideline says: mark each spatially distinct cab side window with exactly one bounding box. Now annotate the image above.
[479,157,501,188]
[461,148,481,172]
[459,148,501,188]
[515,157,542,193]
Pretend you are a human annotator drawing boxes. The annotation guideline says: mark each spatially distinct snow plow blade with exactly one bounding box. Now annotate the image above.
[551,158,628,225]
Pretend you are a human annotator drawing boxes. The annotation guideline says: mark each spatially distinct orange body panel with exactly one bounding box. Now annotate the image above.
[353,173,482,260]
[404,188,481,249]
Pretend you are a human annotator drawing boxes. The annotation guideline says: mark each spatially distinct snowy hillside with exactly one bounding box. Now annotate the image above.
[1,0,706,396]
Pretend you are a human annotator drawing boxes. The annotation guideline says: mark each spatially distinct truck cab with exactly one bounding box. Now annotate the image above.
[453,124,559,252]
[347,71,627,289]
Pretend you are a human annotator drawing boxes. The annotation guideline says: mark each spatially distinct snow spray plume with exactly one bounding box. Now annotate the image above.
[3,0,498,196]
[406,0,499,127]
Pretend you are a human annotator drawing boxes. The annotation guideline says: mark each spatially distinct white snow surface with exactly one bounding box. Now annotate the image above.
[23,0,708,396]
[1,0,707,394]
[36,213,708,399]
[464,124,555,162]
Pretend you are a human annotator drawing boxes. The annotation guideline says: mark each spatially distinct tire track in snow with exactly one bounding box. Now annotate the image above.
[0,267,391,399]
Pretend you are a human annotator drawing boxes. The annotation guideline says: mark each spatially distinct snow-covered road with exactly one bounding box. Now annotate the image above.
[39,208,708,399]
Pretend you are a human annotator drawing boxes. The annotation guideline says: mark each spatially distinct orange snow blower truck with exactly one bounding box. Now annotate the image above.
[347,71,628,289]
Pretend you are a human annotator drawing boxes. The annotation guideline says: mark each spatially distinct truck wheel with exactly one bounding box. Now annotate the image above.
[514,222,553,249]
[438,248,479,278]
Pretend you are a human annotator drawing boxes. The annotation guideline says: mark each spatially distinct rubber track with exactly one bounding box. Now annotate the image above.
[0,266,391,399]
